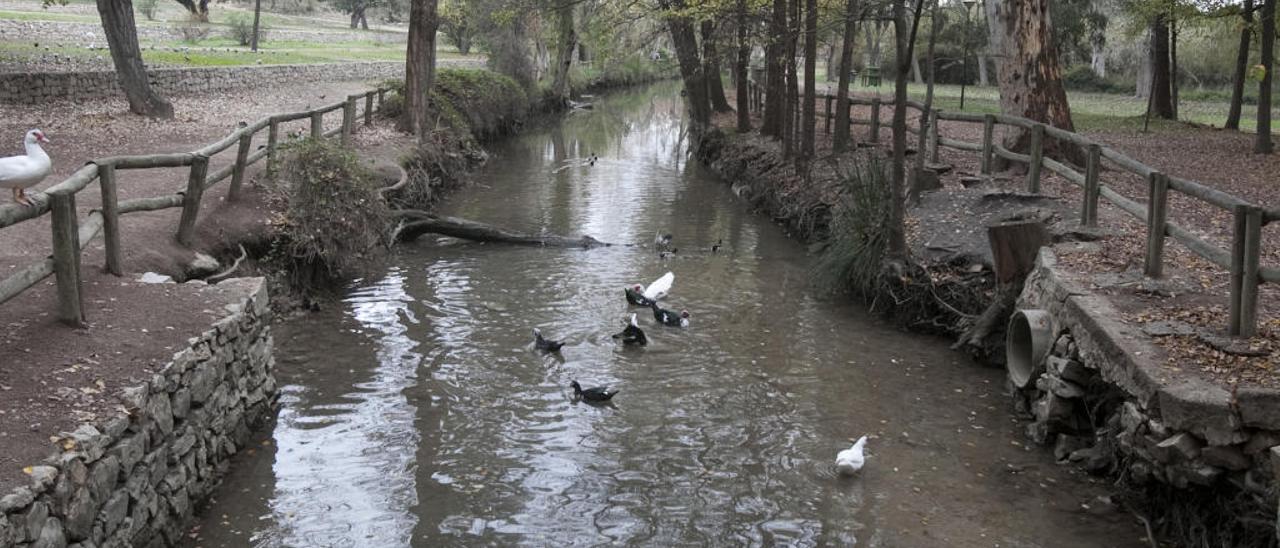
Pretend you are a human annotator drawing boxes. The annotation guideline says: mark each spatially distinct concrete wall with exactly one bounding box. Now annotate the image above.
[0,58,484,105]
[0,278,275,548]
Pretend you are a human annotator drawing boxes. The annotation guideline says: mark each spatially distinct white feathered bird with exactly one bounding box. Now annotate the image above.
[835,436,868,476]
[0,129,52,206]
[643,271,674,301]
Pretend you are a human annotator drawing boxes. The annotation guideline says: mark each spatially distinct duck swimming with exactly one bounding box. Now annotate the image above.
[625,271,673,306]
[570,380,618,402]
[611,313,648,345]
[835,436,868,476]
[650,302,690,328]
[532,328,565,352]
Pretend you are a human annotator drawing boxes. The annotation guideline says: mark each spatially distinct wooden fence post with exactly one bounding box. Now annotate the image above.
[1027,123,1045,193]
[1143,171,1169,278]
[229,131,252,202]
[98,164,122,276]
[267,117,280,174]
[1082,144,1101,227]
[310,111,323,140]
[870,98,881,144]
[49,192,84,326]
[341,96,356,146]
[177,155,209,247]
[1229,205,1262,337]
[377,89,386,112]
[364,92,374,126]
[824,95,833,134]
[980,114,995,175]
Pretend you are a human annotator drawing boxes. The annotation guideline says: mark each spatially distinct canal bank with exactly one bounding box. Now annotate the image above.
[693,121,1280,545]
[185,82,1147,547]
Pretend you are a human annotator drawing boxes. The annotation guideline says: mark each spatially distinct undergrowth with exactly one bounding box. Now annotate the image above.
[267,139,390,294]
[379,69,528,143]
[811,155,891,297]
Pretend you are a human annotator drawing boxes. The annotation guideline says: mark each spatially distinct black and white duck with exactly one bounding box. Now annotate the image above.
[650,302,690,328]
[611,313,648,345]
[624,271,673,307]
[532,328,565,352]
[570,380,618,402]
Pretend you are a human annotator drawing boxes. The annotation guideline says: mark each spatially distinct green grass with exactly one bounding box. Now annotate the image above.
[0,9,99,22]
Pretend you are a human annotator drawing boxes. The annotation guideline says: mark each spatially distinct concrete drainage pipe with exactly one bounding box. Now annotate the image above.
[1006,309,1053,389]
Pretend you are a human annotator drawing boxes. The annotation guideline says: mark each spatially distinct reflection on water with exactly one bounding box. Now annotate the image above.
[192,82,1145,548]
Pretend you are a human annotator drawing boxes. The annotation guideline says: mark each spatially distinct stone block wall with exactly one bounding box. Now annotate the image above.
[0,278,275,548]
[1016,249,1279,539]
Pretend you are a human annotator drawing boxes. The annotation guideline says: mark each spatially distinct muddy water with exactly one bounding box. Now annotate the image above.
[191,83,1145,547]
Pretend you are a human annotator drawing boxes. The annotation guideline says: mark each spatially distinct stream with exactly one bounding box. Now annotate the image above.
[189,82,1146,547]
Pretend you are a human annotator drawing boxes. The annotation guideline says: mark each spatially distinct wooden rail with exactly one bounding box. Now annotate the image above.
[748,80,1275,337]
[0,87,389,325]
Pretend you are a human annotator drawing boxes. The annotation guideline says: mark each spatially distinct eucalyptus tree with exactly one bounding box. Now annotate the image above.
[401,0,440,137]
[98,0,173,118]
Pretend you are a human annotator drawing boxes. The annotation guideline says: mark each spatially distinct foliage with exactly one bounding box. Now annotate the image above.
[173,15,211,43]
[1063,64,1125,93]
[811,154,892,297]
[270,139,390,291]
[381,69,528,141]
[225,13,265,46]
[137,0,159,21]
[438,0,476,54]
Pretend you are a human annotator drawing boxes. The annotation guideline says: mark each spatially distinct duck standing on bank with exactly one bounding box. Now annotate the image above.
[0,129,52,206]
[650,302,690,328]
[611,313,648,346]
[836,436,868,476]
[625,271,674,307]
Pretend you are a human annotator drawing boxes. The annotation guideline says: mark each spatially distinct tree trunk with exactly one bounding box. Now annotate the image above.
[173,0,208,21]
[824,44,836,82]
[550,1,576,107]
[1226,0,1254,130]
[395,212,609,247]
[702,21,732,113]
[915,0,940,173]
[832,0,858,153]
[1170,15,1179,120]
[911,49,922,84]
[400,0,439,137]
[736,0,752,132]
[1150,16,1175,119]
[983,0,1004,59]
[783,0,799,159]
[762,0,787,138]
[1088,19,1106,77]
[889,0,925,258]
[250,0,261,51]
[977,54,989,86]
[800,0,817,161]
[1136,34,1152,98]
[1257,0,1275,153]
[98,0,173,118]
[664,1,710,130]
[993,0,1080,166]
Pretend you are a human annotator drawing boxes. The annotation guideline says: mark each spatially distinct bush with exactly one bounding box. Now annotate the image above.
[811,154,892,296]
[271,139,390,291]
[137,0,158,21]
[173,15,210,43]
[381,70,529,142]
[1062,65,1124,94]
[225,13,264,46]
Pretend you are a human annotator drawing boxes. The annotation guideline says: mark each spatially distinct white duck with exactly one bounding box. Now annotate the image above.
[0,129,52,206]
[835,436,868,476]
[625,271,674,307]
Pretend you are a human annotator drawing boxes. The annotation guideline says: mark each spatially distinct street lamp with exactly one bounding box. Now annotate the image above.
[959,0,977,110]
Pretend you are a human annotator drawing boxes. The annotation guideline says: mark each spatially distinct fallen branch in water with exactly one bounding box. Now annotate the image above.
[391,209,612,248]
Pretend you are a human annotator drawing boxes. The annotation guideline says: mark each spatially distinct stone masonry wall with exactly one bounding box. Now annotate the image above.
[0,58,482,105]
[0,277,275,548]
[1016,249,1279,540]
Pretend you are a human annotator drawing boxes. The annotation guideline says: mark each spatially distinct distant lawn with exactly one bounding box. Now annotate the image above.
[0,38,484,68]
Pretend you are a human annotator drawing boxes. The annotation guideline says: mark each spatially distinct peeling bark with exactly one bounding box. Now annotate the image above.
[993,0,1080,166]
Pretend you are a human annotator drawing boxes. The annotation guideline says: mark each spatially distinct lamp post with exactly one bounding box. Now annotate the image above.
[959,0,977,110]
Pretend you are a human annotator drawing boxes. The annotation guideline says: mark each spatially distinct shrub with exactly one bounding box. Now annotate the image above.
[381,70,529,142]
[1062,65,1122,93]
[174,15,210,43]
[271,139,390,291]
[137,0,158,21]
[225,13,264,46]
[811,154,892,296]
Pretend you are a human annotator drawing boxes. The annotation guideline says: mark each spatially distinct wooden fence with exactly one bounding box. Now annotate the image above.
[0,87,390,326]
[748,81,1278,338]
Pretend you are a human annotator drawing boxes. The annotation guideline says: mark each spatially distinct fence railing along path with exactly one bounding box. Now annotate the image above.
[747,81,1278,337]
[0,87,391,326]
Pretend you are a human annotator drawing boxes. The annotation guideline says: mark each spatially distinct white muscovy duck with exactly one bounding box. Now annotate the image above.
[835,436,868,476]
[0,129,52,207]
[625,271,673,307]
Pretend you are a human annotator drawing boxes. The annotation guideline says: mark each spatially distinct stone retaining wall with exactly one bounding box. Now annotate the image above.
[1016,249,1279,538]
[0,278,275,548]
[0,59,482,105]
[0,20,407,48]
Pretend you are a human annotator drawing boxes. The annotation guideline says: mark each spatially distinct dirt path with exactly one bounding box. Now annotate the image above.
[0,78,407,494]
